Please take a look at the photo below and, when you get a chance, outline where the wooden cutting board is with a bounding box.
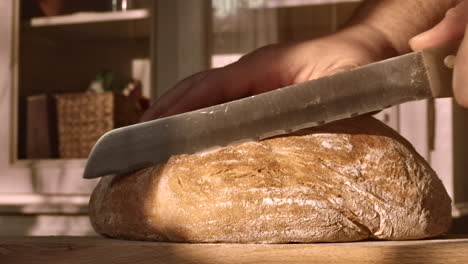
[1,236,468,264]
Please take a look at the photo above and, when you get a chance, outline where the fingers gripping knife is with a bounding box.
[84,42,460,179]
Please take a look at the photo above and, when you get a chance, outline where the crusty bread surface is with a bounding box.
[89,116,451,243]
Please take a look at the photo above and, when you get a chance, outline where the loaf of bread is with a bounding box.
[89,116,451,243]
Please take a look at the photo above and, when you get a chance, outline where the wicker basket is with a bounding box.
[55,92,142,158]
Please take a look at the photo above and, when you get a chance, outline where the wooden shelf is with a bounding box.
[29,9,150,27]
[23,9,151,41]
[0,194,89,214]
[14,158,87,165]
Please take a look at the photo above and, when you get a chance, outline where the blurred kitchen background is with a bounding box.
[0,0,467,236]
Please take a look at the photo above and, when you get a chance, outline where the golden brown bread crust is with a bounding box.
[89,116,451,243]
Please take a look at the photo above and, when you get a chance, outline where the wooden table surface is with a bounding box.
[1,236,468,264]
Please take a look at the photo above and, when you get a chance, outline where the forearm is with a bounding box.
[347,0,462,55]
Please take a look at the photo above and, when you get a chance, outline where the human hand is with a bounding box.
[410,0,468,108]
[141,25,396,121]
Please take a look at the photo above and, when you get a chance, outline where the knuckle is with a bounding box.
[444,4,468,21]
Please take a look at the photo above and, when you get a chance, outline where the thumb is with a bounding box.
[410,1,468,51]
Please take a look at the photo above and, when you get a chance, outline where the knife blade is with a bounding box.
[83,43,458,179]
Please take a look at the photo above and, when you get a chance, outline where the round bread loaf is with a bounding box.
[89,116,451,243]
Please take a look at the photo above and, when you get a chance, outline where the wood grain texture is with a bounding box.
[1,236,468,264]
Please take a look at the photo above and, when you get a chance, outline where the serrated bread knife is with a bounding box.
[84,42,459,179]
